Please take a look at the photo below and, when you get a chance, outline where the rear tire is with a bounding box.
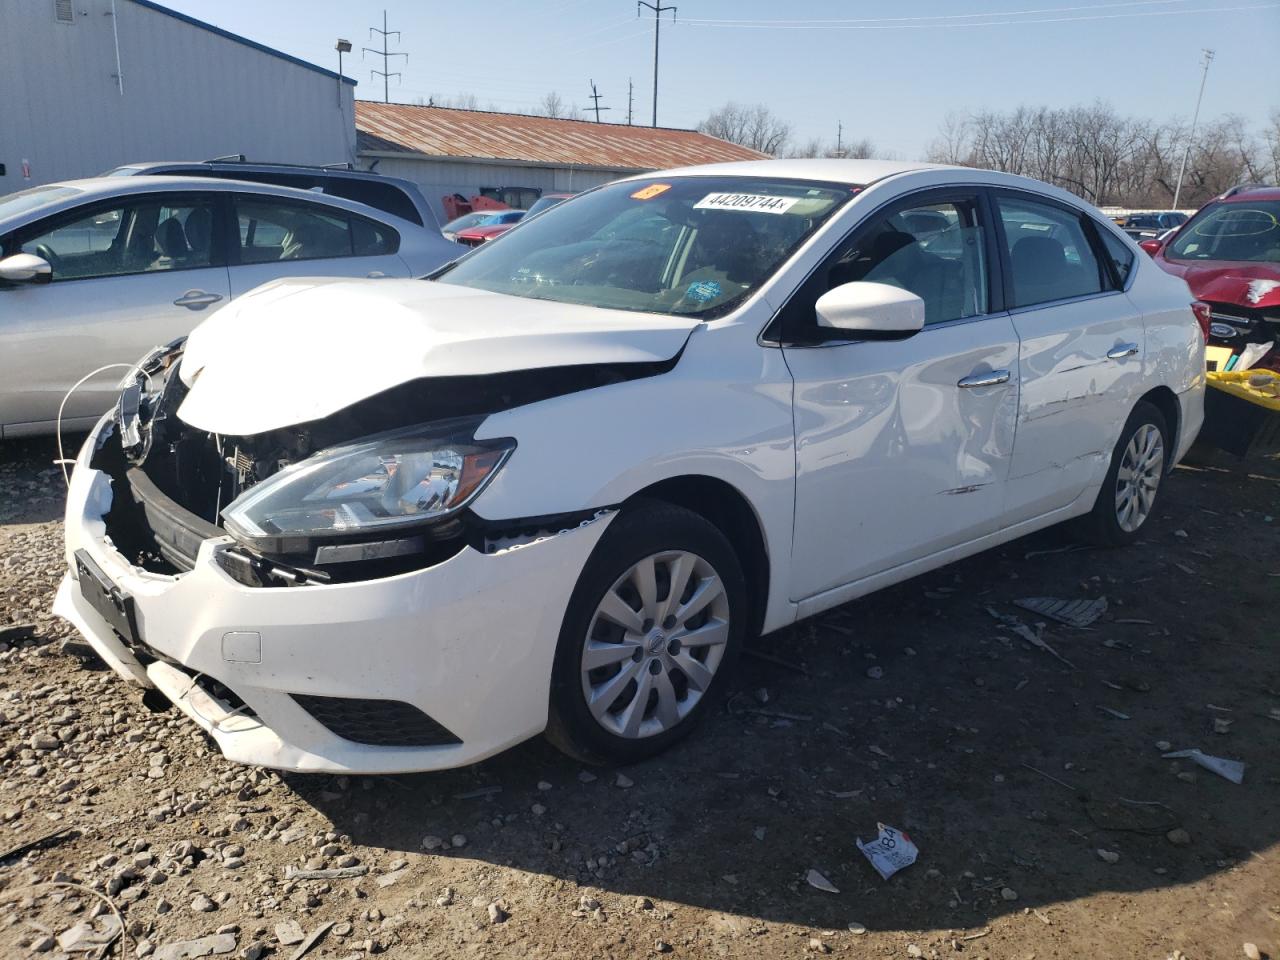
[1076,401,1170,546]
[545,500,746,766]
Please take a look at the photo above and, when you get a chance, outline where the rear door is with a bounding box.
[0,191,230,433]
[994,190,1146,522]
[782,188,1021,599]
[226,193,410,296]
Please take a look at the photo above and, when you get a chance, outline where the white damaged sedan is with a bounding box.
[56,159,1204,773]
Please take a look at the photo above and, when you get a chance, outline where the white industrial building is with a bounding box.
[0,0,356,189]
[355,102,767,223]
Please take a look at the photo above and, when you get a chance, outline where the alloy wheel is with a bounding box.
[1114,423,1164,533]
[579,550,731,739]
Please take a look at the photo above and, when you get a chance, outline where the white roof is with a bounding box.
[623,157,961,185]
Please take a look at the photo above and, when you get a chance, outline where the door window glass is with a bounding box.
[351,216,398,256]
[819,198,989,327]
[1097,227,1135,287]
[997,195,1105,307]
[235,197,353,264]
[18,197,216,281]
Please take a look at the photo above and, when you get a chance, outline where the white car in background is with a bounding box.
[0,177,460,438]
[56,159,1204,774]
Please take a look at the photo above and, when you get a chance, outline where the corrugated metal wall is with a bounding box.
[0,0,355,189]
[364,155,632,223]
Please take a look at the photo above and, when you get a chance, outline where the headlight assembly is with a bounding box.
[221,419,514,551]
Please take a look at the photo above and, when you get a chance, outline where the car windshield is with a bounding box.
[434,176,856,317]
[443,212,499,232]
[525,196,568,217]
[1166,200,1280,263]
[0,185,82,222]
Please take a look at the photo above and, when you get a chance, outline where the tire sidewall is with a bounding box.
[547,501,747,765]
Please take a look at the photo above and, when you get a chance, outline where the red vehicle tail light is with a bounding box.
[1190,301,1212,342]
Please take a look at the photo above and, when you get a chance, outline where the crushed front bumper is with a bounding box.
[54,420,613,773]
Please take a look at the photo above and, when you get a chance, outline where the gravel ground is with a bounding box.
[1,436,1277,960]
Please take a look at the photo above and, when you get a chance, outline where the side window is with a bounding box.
[324,180,422,225]
[18,196,216,281]
[997,195,1105,307]
[235,197,354,264]
[1097,226,1135,288]
[822,198,989,327]
[351,216,399,256]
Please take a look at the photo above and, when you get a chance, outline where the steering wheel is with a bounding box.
[33,243,61,274]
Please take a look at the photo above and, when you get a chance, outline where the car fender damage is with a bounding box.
[87,337,674,583]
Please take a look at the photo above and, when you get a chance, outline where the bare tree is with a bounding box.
[538,91,567,119]
[698,102,792,155]
[930,101,1271,208]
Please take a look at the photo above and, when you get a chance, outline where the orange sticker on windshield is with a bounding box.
[631,183,671,200]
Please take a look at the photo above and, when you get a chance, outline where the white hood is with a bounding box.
[177,278,697,436]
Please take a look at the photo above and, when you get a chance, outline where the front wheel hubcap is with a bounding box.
[1115,423,1164,533]
[580,550,730,739]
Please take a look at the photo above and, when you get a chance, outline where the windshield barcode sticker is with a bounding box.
[693,192,800,215]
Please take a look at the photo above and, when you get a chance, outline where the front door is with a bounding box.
[0,192,230,433]
[781,190,1019,600]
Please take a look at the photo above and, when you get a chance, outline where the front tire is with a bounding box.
[1077,401,1170,546]
[545,500,746,765]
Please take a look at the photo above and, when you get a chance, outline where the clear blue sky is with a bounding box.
[163,0,1279,157]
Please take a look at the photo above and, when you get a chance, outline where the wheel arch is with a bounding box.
[625,474,771,638]
[1137,385,1180,473]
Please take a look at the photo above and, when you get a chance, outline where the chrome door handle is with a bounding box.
[1107,343,1140,360]
[366,270,387,278]
[958,369,1011,388]
[173,290,223,309]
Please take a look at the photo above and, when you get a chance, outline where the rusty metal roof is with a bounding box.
[355,102,769,171]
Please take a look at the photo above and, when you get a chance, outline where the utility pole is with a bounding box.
[588,79,611,123]
[836,121,843,157]
[627,77,634,125]
[1172,48,1214,211]
[637,1,676,127]
[363,10,408,104]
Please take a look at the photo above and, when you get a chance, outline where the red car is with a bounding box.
[454,193,574,247]
[1141,184,1280,368]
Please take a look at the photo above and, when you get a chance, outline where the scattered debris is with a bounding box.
[1097,706,1131,720]
[287,922,333,960]
[1001,887,1019,901]
[1020,763,1080,793]
[986,606,1076,668]
[0,827,75,864]
[1097,848,1121,864]
[846,922,867,935]
[154,933,236,960]
[1167,828,1192,846]
[1015,596,1108,628]
[805,869,839,894]
[743,647,809,675]
[856,823,918,880]
[1163,749,1246,784]
[963,928,993,941]
[283,865,368,880]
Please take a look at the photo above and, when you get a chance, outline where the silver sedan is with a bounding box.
[0,176,460,438]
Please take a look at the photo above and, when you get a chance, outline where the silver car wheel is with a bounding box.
[1114,423,1164,533]
[580,550,731,740]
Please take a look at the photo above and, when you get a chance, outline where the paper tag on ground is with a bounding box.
[856,823,918,880]
[693,192,799,215]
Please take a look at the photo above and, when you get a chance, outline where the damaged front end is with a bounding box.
[91,339,663,586]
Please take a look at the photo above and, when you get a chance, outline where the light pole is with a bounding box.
[335,38,352,108]
[1172,48,1214,211]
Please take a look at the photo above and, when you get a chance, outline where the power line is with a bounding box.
[637,1,677,127]
[1172,48,1215,210]
[587,79,611,122]
[674,1,1278,29]
[363,9,408,103]
[676,0,1198,25]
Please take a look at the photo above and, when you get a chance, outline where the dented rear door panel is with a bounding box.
[1003,291,1144,523]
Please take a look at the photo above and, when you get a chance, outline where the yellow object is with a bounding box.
[1204,345,1233,370]
[1206,370,1280,411]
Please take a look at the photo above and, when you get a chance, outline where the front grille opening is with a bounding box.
[194,674,259,721]
[291,694,462,747]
